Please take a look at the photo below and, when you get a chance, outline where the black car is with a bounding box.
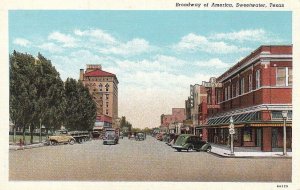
[172,134,211,152]
[135,132,145,141]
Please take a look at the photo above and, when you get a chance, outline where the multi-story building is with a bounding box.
[198,77,222,139]
[203,45,292,152]
[185,97,192,120]
[161,108,186,133]
[79,64,119,128]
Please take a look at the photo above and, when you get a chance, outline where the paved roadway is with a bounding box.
[9,136,291,181]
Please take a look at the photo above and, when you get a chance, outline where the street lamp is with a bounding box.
[39,118,42,143]
[282,110,288,156]
[229,116,235,155]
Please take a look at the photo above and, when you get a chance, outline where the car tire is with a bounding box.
[176,149,181,152]
[50,140,57,146]
[69,139,75,145]
[206,146,212,153]
[187,146,193,152]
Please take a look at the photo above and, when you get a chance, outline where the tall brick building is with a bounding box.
[79,64,119,128]
[161,108,186,133]
[202,45,292,152]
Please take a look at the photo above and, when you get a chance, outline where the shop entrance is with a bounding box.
[256,128,262,148]
[272,128,278,148]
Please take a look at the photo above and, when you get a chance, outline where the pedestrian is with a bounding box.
[19,138,24,150]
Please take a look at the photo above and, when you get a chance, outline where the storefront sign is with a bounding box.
[229,128,235,135]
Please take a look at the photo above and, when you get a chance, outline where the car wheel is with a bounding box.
[187,146,193,152]
[206,147,212,153]
[176,148,181,152]
[69,139,75,145]
[50,140,57,146]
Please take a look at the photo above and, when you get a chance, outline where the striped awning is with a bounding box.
[207,111,259,126]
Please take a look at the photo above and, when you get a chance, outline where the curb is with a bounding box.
[209,151,292,159]
[9,143,46,151]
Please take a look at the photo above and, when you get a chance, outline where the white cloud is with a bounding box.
[174,33,250,54]
[50,50,115,80]
[210,29,266,42]
[48,31,78,47]
[99,38,152,56]
[209,29,285,44]
[13,38,31,47]
[74,29,117,44]
[196,58,230,69]
[119,71,212,128]
[38,42,63,53]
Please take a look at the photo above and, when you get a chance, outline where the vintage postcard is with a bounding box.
[1,0,300,190]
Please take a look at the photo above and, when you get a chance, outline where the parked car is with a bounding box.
[156,133,164,141]
[135,132,145,141]
[163,133,170,142]
[166,134,179,146]
[172,134,212,152]
[103,129,119,145]
[48,130,76,145]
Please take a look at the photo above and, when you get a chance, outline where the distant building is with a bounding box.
[198,77,222,140]
[160,108,186,133]
[79,64,119,128]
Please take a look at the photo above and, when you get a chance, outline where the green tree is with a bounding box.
[10,51,37,144]
[77,81,97,131]
[64,78,96,131]
[32,53,65,142]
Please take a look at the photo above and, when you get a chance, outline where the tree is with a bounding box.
[64,78,96,131]
[32,53,65,142]
[77,81,97,131]
[10,51,66,144]
[10,51,37,144]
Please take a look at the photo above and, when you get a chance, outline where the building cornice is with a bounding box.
[219,53,292,83]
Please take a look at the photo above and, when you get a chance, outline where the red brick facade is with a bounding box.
[201,45,292,151]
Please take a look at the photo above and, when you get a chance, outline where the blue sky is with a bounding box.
[9,11,292,128]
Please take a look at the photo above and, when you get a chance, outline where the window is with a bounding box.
[271,111,292,120]
[231,84,234,98]
[276,67,293,86]
[106,94,109,100]
[276,68,286,86]
[106,109,109,115]
[228,85,231,99]
[240,78,245,94]
[106,102,109,108]
[255,70,260,89]
[105,83,109,92]
[243,128,252,142]
[224,87,227,100]
[248,75,252,91]
[288,68,292,85]
[236,81,239,96]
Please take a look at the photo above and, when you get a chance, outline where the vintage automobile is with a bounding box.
[103,129,119,145]
[135,132,145,141]
[172,134,212,152]
[166,134,179,146]
[48,130,76,145]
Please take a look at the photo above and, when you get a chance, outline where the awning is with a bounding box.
[207,111,259,126]
[250,123,292,127]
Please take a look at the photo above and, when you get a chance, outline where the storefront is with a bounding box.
[206,122,292,151]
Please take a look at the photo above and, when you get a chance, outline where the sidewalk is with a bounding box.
[210,143,292,158]
[9,142,46,150]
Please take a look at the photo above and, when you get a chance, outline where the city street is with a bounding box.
[9,137,291,181]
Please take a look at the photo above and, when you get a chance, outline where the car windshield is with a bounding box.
[175,135,188,145]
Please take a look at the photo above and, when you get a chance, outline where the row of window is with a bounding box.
[222,67,292,101]
[86,77,111,81]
